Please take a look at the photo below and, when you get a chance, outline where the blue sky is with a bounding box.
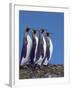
[19,10,64,64]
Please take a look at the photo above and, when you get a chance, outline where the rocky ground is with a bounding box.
[19,64,64,79]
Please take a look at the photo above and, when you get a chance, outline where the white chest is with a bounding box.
[43,36,46,57]
[26,35,32,58]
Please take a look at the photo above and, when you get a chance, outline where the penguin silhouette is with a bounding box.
[20,27,32,66]
[35,29,46,66]
[30,30,39,65]
[43,32,53,65]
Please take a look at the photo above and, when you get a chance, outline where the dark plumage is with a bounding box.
[30,30,37,64]
[46,32,50,60]
[20,27,30,65]
[25,27,30,32]
[46,32,50,36]
[42,32,50,65]
[35,29,44,63]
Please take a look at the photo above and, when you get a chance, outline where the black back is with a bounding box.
[42,37,50,64]
[20,36,27,64]
[36,33,44,62]
[30,34,36,64]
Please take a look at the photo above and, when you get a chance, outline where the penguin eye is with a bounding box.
[26,27,30,32]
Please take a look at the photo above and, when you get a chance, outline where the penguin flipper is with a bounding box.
[23,39,28,58]
[20,41,27,64]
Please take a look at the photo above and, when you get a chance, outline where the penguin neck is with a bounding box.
[33,34,37,38]
[25,32,29,37]
[47,36,51,42]
[41,34,44,38]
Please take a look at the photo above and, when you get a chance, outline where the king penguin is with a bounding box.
[30,29,39,65]
[35,29,46,66]
[20,27,32,66]
[43,32,53,65]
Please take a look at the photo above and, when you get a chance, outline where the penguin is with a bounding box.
[30,30,39,64]
[35,29,46,66]
[43,32,53,65]
[20,27,32,66]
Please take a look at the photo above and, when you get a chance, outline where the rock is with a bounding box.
[19,64,64,79]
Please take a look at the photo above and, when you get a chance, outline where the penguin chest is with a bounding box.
[35,36,38,52]
[49,39,53,55]
[48,37,53,61]
[43,37,46,58]
[34,36,38,60]
[26,35,32,59]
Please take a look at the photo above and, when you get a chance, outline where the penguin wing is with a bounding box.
[21,37,27,58]
[46,38,50,59]
[36,38,44,61]
[41,37,52,65]
[40,38,44,58]
[24,36,28,57]
[30,38,36,64]
[46,45,50,60]
[42,43,50,64]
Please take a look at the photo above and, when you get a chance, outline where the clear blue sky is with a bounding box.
[19,10,64,64]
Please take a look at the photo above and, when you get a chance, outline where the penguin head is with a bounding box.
[32,29,36,35]
[40,29,44,34]
[25,27,30,33]
[46,32,50,37]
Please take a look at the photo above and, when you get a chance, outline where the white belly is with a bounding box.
[21,35,32,65]
[33,36,38,62]
[49,38,53,61]
[43,36,46,59]
[26,35,32,58]
[43,37,53,65]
